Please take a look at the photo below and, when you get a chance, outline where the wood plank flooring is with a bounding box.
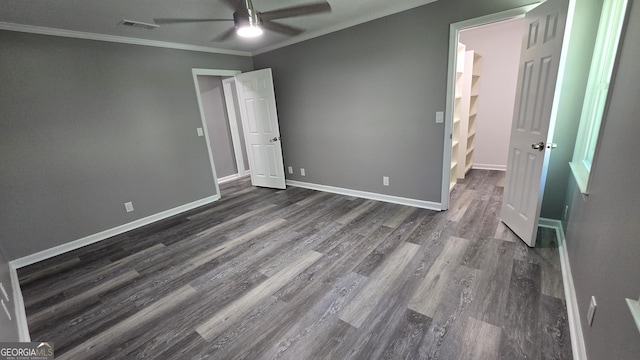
[17,170,572,359]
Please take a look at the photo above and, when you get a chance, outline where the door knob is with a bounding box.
[269,136,280,142]
[531,141,545,151]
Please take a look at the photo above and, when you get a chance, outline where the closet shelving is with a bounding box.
[465,53,482,174]
[452,43,482,186]
[450,43,466,192]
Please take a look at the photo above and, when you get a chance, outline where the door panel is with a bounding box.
[500,0,569,246]
[235,69,286,189]
[266,145,279,176]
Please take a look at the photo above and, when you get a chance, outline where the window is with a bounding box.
[570,0,628,194]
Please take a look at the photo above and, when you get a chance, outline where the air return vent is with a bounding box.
[119,19,159,30]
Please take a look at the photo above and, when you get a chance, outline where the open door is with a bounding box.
[500,0,569,246]
[235,68,286,189]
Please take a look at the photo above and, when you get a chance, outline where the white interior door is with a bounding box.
[235,68,286,189]
[500,0,569,247]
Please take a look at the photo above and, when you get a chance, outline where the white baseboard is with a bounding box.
[10,194,220,269]
[218,174,242,184]
[7,194,221,342]
[218,172,251,185]
[8,264,30,342]
[472,163,507,171]
[217,174,239,184]
[538,218,587,360]
[286,180,442,211]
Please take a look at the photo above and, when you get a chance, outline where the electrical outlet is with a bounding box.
[0,283,8,302]
[124,202,134,213]
[301,168,306,176]
[288,166,293,174]
[197,127,204,137]
[383,176,390,186]
[587,296,597,326]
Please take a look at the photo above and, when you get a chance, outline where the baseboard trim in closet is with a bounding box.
[218,173,250,184]
[472,164,507,171]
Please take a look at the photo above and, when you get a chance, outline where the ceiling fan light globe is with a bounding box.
[237,24,263,37]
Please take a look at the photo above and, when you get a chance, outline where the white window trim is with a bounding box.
[570,0,628,194]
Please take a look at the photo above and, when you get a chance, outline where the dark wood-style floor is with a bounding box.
[18,170,572,359]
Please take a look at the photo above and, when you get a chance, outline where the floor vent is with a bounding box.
[119,19,159,30]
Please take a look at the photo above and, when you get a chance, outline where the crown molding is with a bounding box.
[252,0,438,55]
[0,22,252,57]
[1,0,439,58]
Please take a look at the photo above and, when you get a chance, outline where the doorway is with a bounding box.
[445,0,579,247]
[192,69,250,187]
[441,4,538,210]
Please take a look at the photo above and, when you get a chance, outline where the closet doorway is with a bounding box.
[193,69,251,188]
[442,5,535,208]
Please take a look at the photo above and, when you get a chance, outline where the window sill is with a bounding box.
[569,162,590,195]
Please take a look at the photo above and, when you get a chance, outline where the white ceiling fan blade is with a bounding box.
[262,20,304,36]
[213,26,237,41]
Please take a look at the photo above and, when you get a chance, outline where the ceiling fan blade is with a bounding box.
[262,20,304,36]
[213,27,237,42]
[153,18,233,25]
[259,1,331,21]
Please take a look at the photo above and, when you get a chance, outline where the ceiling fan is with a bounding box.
[153,0,332,41]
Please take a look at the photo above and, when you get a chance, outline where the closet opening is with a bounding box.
[441,5,536,209]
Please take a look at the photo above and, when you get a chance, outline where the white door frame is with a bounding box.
[191,68,242,193]
[222,77,250,177]
[440,4,540,210]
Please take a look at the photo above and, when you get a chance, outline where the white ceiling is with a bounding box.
[0,0,438,55]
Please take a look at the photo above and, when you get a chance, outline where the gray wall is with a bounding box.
[0,30,253,260]
[540,0,604,219]
[0,245,19,341]
[254,0,537,203]
[564,1,640,357]
[197,75,237,178]
[459,18,525,170]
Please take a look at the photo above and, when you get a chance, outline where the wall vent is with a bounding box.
[119,19,159,30]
